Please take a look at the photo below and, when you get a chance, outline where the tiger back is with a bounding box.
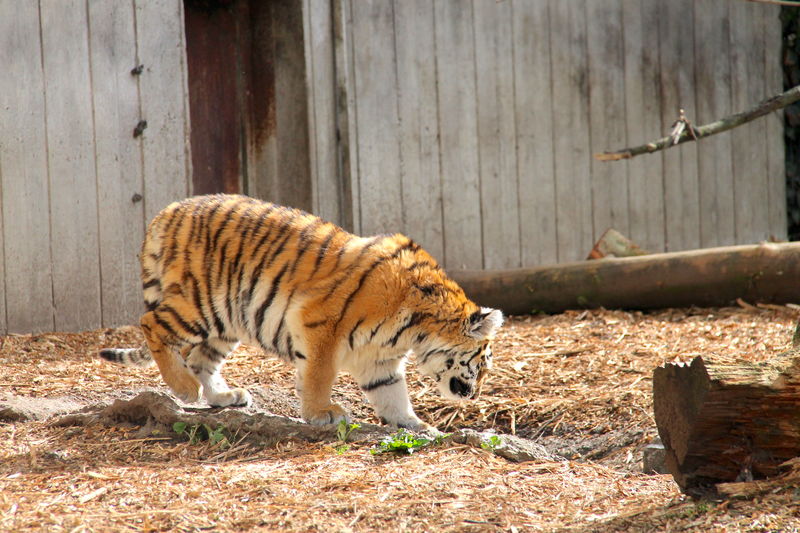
[100,194,503,430]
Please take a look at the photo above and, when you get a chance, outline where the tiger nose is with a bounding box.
[449,377,473,398]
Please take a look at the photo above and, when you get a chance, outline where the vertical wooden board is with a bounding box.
[244,1,278,204]
[0,1,53,333]
[693,0,734,248]
[183,4,241,196]
[512,0,557,266]
[394,0,444,260]
[549,1,592,263]
[622,0,665,253]
[658,0,700,251]
[89,0,146,327]
[333,0,360,233]
[135,0,191,222]
[41,0,102,332]
[304,0,342,225]
[0,164,5,332]
[730,0,769,244]
[763,4,787,240]
[434,0,482,269]
[272,0,313,212]
[587,0,629,241]
[349,0,402,236]
[474,0,520,269]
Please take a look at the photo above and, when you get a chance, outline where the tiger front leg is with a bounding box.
[297,356,349,425]
[353,358,433,432]
[140,310,203,403]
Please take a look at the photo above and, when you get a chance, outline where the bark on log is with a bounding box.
[450,242,800,315]
[653,324,800,495]
[52,391,557,463]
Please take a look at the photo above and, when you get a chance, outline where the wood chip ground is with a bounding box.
[2,305,799,531]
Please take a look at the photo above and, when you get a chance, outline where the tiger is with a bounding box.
[100,194,503,431]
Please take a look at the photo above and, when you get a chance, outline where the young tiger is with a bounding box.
[100,194,502,431]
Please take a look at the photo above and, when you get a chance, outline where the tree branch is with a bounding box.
[595,85,800,162]
[746,0,800,6]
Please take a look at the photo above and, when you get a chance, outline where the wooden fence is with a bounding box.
[0,0,787,333]
[305,0,786,270]
[0,0,190,334]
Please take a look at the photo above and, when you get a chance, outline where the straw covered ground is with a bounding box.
[1,304,800,532]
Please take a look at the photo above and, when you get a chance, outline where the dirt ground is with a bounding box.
[1,305,800,532]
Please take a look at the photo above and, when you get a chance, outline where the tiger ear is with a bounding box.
[466,307,504,339]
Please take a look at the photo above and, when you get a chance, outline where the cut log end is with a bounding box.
[653,342,800,496]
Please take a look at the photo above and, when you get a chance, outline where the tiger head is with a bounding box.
[416,306,504,401]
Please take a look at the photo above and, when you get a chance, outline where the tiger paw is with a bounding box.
[302,403,349,426]
[166,372,203,404]
[385,415,436,433]
[207,388,252,408]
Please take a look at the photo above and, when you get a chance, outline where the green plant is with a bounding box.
[480,434,503,452]
[173,421,231,449]
[371,429,448,455]
[334,420,361,454]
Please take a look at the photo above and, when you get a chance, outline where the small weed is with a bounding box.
[480,434,503,452]
[336,420,361,442]
[371,429,448,455]
[333,420,361,454]
[173,421,231,449]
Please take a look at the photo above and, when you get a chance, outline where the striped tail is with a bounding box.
[98,344,154,368]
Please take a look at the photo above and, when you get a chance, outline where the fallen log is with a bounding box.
[653,322,800,496]
[450,242,800,315]
[52,391,557,463]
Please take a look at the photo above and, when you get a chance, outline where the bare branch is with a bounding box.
[746,0,800,6]
[595,85,800,162]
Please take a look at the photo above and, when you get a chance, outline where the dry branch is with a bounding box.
[595,85,800,161]
[746,0,800,6]
[451,242,800,315]
[52,391,556,463]
[653,322,800,496]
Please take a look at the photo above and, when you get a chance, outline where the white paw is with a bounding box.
[384,415,436,433]
[208,388,252,408]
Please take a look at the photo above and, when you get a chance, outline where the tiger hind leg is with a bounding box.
[186,339,251,408]
[140,309,203,403]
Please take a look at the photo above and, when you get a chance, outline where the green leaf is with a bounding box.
[173,421,188,435]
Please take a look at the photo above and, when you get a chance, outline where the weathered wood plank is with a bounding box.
[587,0,629,241]
[135,0,191,221]
[658,0,700,251]
[0,1,53,333]
[332,0,359,233]
[304,0,342,225]
[183,3,242,196]
[693,0,734,248]
[512,0,557,266]
[89,0,146,327]
[763,4,787,240]
[271,0,313,212]
[434,0,482,269]
[730,0,769,244]
[41,0,102,332]
[393,0,444,261]
[622,0,665,252]
[350,0,403,236]
[474,0,520,269]
[549,1,592,262]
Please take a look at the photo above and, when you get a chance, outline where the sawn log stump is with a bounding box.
[653,322,800,495]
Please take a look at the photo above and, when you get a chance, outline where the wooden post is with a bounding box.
[653,321,800,495]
